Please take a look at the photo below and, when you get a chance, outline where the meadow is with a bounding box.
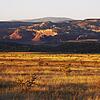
[0,52,100,100]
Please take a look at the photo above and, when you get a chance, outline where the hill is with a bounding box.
[0,18,100,52]
[20,17,72,23]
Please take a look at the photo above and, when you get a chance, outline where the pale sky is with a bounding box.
[0,0,100,21]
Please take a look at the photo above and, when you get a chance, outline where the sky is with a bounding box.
[0,0,100,21]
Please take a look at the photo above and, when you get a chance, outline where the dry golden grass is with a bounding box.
[0,52,100,100]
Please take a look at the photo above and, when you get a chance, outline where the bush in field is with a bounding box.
[65,64,72,75]
[16,74,37,90]
[38,59,48,66]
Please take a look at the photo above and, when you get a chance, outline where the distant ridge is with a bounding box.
[21,17,73,23]
[0,18,100,52]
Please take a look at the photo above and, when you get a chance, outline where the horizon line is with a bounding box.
[0,16,100,21]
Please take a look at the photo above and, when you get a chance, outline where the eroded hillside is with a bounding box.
[0,19,100,45]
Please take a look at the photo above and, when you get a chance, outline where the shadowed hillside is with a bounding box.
[0,18,100,52]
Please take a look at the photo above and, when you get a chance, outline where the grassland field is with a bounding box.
[0,52,100,100]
